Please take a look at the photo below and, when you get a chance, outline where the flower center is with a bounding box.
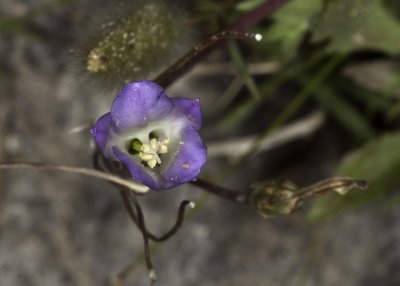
[138,138,170,168]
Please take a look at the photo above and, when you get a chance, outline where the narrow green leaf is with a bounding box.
[228,41,261,100]
[215,51,326,134]
[314,85,375,141]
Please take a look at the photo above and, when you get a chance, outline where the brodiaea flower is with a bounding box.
[91,80,207,190]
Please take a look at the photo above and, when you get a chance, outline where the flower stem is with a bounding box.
[125,191,156,284]
[153,0,290,87]
[0,162,148,194]
[190,178,248,203]
[120,190,195,242]
[228,0,290,31]
[154,31,260,87]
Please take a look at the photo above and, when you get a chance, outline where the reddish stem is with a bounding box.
[228,0,290,31]
[154,0,290,87]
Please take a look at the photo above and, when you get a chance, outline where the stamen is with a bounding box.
[147,159,157,169]
[150,138,158,150]
[138,137,170,168]
[158,145,168,154]
[140,153,154,161]
[141,145,151,152]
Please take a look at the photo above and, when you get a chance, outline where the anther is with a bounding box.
[138,137,170,168]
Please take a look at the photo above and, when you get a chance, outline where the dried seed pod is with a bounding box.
[249,177,368,217]
[249,179,301,217]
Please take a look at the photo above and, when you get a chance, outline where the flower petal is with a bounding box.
[91,80,208,191]
[111,80,173,132]
[171,98,202,130]
[112,146,159,190]
[90,113,111,156]
[161,126,206,186]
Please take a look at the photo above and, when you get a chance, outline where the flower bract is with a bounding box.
[91,80,207,190]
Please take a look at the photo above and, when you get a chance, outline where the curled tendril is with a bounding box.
[94,149,195,283]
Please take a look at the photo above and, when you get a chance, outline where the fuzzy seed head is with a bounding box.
[84,2,185,86]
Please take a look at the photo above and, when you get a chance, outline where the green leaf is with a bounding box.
[236,0,265,12]
[260,0,322,59]
[228,41,261,100]
[314,85,375,141]
[311,0,400,53]
[308,132,400,221]
[383,0,400,21]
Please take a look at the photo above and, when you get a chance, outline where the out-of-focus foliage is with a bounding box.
[308,132,400,221]
[234,0,400,218]
[254,0,400,58]
[311,0,400,53]
[257,0,321,59]
[235,0,265,11]
[344,61,400,98]
[313,85,375,141]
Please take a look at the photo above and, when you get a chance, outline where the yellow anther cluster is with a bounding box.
[139,138,170,168]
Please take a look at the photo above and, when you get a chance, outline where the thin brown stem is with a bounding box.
[191,178,247,203]
[228,0,290,31]
[154,200,194,241]
[154,31,261,88]
[127,191,157,284]
[116,189,194,285]
[120,189,194,242]
[119,189,139,224]
[0,162,148,194]
[153,0,290,87]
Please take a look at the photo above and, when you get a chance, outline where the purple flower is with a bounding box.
[91,80,207,191]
